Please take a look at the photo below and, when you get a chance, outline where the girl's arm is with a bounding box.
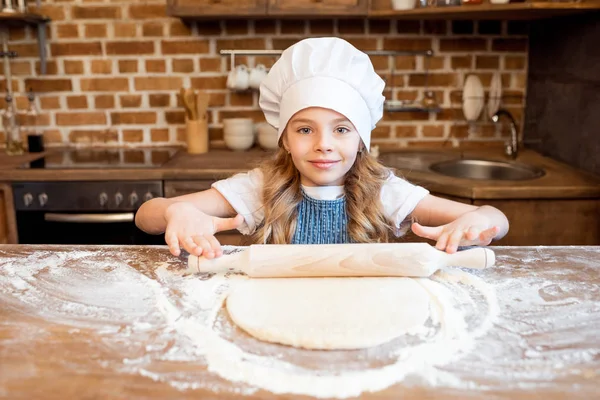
[135,188,242,257]
[135,188,235,234]
[409,194,509,253]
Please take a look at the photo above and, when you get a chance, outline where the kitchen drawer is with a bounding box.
[268,0,367,15]
[168,0,268,17]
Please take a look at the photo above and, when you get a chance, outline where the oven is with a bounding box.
[12,181,166,245]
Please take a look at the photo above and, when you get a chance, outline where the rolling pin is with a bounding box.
[187,243,495,278]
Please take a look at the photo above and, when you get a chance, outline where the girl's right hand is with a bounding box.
[164,202,244,258]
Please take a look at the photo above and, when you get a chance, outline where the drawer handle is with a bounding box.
[44,213,135,223]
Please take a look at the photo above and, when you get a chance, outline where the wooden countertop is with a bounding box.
[1,244,598,399]
[0,147,599,200]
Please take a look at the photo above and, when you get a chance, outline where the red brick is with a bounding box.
[338,19,365,34]
[120,95,142,108]
[122,129,144,142]
[422,125,445,138]
[230,92,254,107]
[149,94,171,108]
[208,92,226,107]
[394,126,418,138]
[118,60,138,74]
[106,41,154,55]
[451,55,472,69]
[166,111,185,124]
[199,58,221,72]
[151,128,169,142]
[56,112,106,126]
[476,56,500,70]
[145,60,166,73]
[253,20,275,34]
[35,61,58,75]
[435,108,463,121]
[383,112,429,122]
[395,21,420,34]
[38,5,66,21]
[492,39,527,52]
[43,130,63,143]
[7,44,38,57]
[161,40,210,55]
[440,39,487,52]
[51,42,102,56]
[216,39,266,52]
[67,95,88,109]
[26,79,72,92]
[114,23,137,38]
[72,6,121,19]
[371,125,392,139]
[111,112,156,125]
[196,21,222,35]
[143,22,164,37]
[56,24,79,39]
[225,20,248,35]
[91,60,113,74]
[135,77,182,91]
[170,21,192,36]
[129,4,166,19]
[172,59,195,73]
[85,24,107,38]
[309,20,334,35]
[64,60,84,74]
[95,95,115,109]
[395,56,416,70]
[280,20,306,35]
[383,38,432,52]
[8,26,26,41]
[340,38,378,51]
[504,55,527,70]
[449,125,470,139]
[219,110,271,123]
[81,78,129,92]
[409,73,456,87]
[368,19,391,34]
[40,96,61,110]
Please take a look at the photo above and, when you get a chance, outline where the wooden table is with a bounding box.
[0,245,598,399]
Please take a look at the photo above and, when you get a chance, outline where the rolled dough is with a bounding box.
[226,277,430,350]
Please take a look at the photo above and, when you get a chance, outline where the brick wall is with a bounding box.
[0,1,528,151]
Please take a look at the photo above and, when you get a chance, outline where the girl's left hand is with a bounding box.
[411,218,500,254]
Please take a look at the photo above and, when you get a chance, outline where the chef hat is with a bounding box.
[259,37,385,151]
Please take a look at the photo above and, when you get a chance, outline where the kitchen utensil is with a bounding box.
[186,90,210,154]
[487,72,502,119]
[180,87,197,120]
[256,122,278,150]
[223,118,254,137]
[248,64,268,90]
[462,74,485,122]
[227,64,250,91]
[391,0,417,10]
[188,243,495,278]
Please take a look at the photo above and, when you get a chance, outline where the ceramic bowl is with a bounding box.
[223,118,254,137]
[462,74,485,122]
[256,122,279,150]
[224,132,254,151]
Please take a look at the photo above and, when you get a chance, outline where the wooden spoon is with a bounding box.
[196,90,210,121]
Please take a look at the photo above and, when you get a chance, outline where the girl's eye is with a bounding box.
[298,128,311,134]
[336,127,350,134]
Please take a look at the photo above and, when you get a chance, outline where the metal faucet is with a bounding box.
[492,109,518,159]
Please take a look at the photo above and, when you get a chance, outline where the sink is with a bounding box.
[429,159,545,181]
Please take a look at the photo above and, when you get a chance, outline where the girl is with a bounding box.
[136,37,509,259]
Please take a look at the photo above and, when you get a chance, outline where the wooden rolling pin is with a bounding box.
[187,243,495,278]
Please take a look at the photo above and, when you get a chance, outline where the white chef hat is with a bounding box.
[259,37,385,151]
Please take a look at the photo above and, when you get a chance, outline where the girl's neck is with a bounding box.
[301,184,344,200]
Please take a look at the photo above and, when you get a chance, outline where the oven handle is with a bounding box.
[44,213,135,223]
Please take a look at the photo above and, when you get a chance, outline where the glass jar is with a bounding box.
[2,94,25,155]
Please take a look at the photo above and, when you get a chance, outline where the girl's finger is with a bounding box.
[466,226,479,241]
[446,229,465,254]
[479,226,499,244]
[411,222,444,240]
[193,235,214,259]
[166,233,180,256]
[183,236,199,254]
[205,234,223,257]
[435,231,450,252]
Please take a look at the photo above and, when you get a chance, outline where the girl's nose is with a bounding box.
[314,132,333,153]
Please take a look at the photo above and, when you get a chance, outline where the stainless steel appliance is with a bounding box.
[12,148,179,245]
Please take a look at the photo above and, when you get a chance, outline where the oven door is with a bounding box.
[16,211,165,245]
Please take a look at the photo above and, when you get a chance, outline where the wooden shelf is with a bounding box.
[0,11,50,25]
[369,1,600,20]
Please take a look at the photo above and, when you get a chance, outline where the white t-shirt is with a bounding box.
[212,168,429,236]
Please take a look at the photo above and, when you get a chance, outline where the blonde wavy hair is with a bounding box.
[253,146,394,244]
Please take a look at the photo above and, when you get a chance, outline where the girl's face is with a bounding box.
[282,107,362,187]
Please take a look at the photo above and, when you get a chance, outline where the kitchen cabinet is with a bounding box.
[475,198,600,246]
[164,180,247,246]
[167,0,268,18]
[0,184,18,244]
[267,0,368,16]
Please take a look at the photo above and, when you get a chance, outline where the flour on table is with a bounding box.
[1,245,598,399]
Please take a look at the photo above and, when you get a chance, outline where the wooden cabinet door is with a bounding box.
[0,183,18,244]
[474,199,600,246]
[268,0,368,15]
[163,180,249,246]
[168,0,268,17]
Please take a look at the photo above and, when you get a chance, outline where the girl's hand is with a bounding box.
[164,202,244,258]
[411,211,500,254]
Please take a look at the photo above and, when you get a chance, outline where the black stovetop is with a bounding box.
[19,147,180,170]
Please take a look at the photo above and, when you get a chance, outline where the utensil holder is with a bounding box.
[186,118,209,154]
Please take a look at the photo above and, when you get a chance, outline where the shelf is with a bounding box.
[369,1,600,20]
[0,11,50,25]
[384,106,442,113]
